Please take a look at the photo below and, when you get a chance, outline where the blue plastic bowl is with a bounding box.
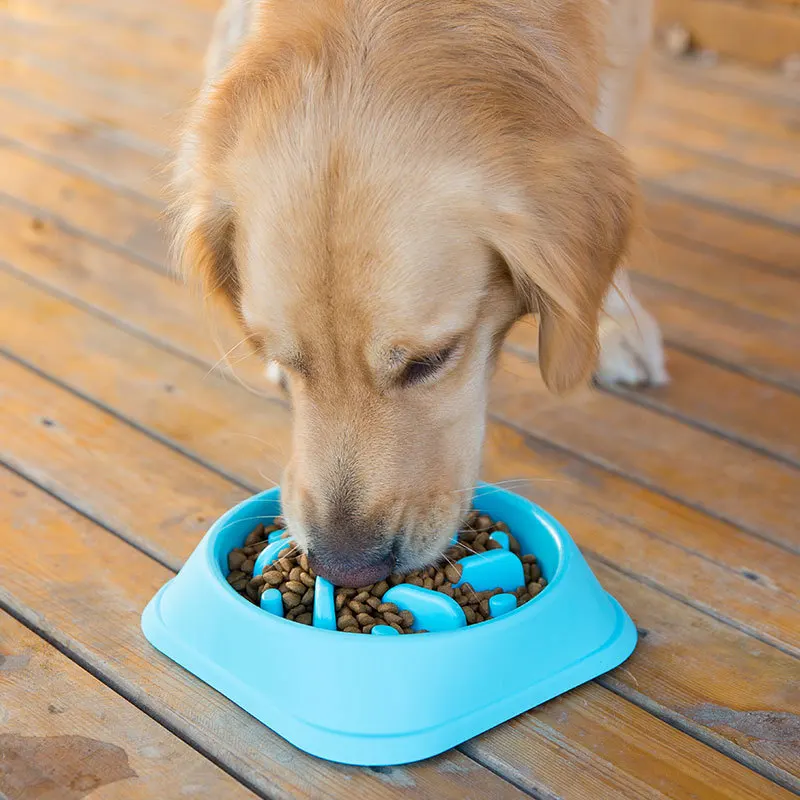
[142,484,636,765]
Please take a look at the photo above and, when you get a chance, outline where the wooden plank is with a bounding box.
[633,275,800,390]
[654,0,800,68]
[3,209,799,654]
[643,189,800,278]
[631,110,800,180]
[0,60,174,149]
[0,470,525,800]
[2,270,799,782]
[0,11,203,92]
[608,347,800,467]
[0,144,167,267]
[1,467,795,798]
[643,67,800,148]
[0,93,164,200]
[653,52,800,106]
[498,333,800,551]
[0,13,199,108]
[631,141,800,230]
[0,612,258,799]
[629,233,800,326]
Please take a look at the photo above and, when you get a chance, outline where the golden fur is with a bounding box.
[174,0,639,584]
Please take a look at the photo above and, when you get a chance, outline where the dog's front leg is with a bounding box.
[595,0,668,386]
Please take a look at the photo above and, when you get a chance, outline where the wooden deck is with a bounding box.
[1,1,799,798]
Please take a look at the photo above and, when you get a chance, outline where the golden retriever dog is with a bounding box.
[173,0,667,586]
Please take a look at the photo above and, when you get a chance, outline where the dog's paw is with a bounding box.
[596,294,669,388]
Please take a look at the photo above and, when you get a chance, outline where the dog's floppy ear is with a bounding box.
[485,129,636,393]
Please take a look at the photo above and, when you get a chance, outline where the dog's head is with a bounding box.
[174,2,635,585]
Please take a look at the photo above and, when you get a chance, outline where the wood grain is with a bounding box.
[642,189,800,278]
[499,336,800,551]
[633,275,800,390]
[655,0,800,68]
[2,212,799,649]
[0,477,526,800]
[0,612,258,799]
[1,467,794,798]
[1,275,799,783]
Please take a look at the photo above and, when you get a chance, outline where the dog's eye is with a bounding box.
[402,346,456,386]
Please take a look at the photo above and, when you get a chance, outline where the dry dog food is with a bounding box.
[227,510,546,633]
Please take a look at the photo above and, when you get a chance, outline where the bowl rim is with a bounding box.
[202,484,573,641]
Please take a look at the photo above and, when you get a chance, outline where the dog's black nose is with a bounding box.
[306,548,395,587]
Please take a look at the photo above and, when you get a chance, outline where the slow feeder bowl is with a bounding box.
[142,484,636,766]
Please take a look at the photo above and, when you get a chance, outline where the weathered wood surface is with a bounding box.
[1,1,798,796]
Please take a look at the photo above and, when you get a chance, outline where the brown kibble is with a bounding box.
[245,582,259,601]
[289,567,302,582]
[463,606,477,624]
[495,521,510,534]
[354,591,371,603]
[286,605,306,621]
[343,626,360,634]
[295,613,313,625]
[283,592,302,609]
[399,610,414,627]
[335,593,347,611]
[475,531,490,547]
[301,588,315,606]
[529,563,542,581]
[348,600,369,615]
[278,556,293,572]
[283,580,304,594]
[518,593,531,605]
[436,584,455,597]
[388,573,405,586]
[263,570,283,586]
[299,553,309,572]
[476,515,492,531]
[388,622,404,634]
[356,613,375,627]
[245,524,265,545]
[300,572,316,588]
[366,596,381,610]
[529,583,542,597]
[383,612,403,626]
[444,563,463,584]
[521,554,537,564]
[363,623,376,634]
[406,576,424,587]
[356,584,375,594]
[341,587,358,598]
[371,580,389,597]
[228,551,247,571]
[423,577,434,590]
[226,570,245,584]
[252,541,268,554]
[250,575,265,588]
[337,614,357,631]
[479,599,490,617]
[425,566,436,578]
[378,603,399,614]
[538,578,547,587]
[460,582,474,596]
[273,516,286,528]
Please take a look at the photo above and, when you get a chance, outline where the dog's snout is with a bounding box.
[307,544,395,587]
